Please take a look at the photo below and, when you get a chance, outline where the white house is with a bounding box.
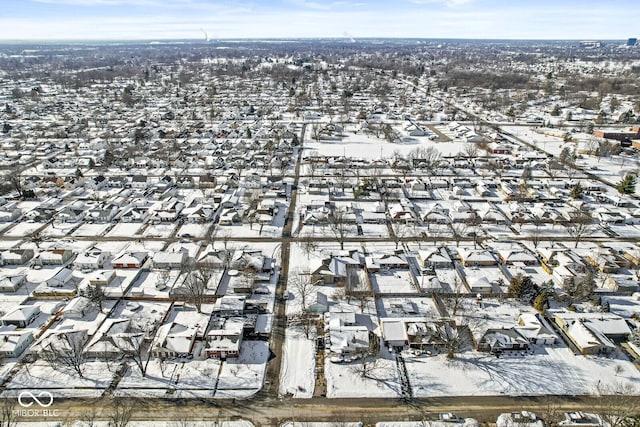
[1,305,41,328]
[61,296,95,319]
[0,328,34,358]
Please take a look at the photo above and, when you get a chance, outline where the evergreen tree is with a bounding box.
[533,291,548,311]
[616,174,637,195]
[508,274,538,302]
[569,182,584,199]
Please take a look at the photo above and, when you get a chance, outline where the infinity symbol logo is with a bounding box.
[17,391,54,408]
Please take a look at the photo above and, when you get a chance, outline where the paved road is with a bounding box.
[15,394,636,425]
[263,124,306,398]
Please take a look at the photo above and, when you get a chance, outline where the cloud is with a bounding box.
[285,0,366,11]
[286,0,332,10]
[32,0,194,6]
[409,0,475,7]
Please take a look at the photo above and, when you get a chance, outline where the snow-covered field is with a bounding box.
[105,221,144,237]
[117,341,268,399]
[176,222,210,238]
[406,346,640,397]
[279,329,315,398]
[71,223,110,237]
[4,222,45,237]
[143,223,177,238]
[306,131,470,160]
[325,347,402,398]
[3,360,115,398]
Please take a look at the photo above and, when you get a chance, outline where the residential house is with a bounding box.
[44,267,74,288]
[75,248,110,270]
[558,412,603,427]
[417,248,453,269]
[554,311,631,355]
[467,276,496,294]
[0,328,35,358]
[381,318,409,348]
[218,208,241,225]
[0,201,21,222]
[328,312,370,355]
[458,249,498,267]
[477,328,530,353]
[311,254,362,286]
[0,249,34,265]
[516,313,558,345]
[84,319,143,359]
[0,274,27,292]
[1,305,40,328]
[120,206,152,223]
[87,270,118,287]
[421,205,451,225]
[496,412,544,427]
[204,317,243,359]
[86,205,119,223]
[57,205,86,223]
[365,254,408,272]
[152,321,199,358]
[37,249,74,266]
[112,251,148,268]
[61,296,95,319]
[152,252,188,270]
[130,175,149,189]
[497,248,538,266]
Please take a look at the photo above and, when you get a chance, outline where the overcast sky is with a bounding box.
[1,0,639,41]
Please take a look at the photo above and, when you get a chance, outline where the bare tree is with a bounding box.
[216,229,234,268]
[107,396,139,427]
[595,381,639,427]
[391,221,408,250]
[463,143,479,160]
[306,150,320,178]
[41,331,88,378]
[539,395,563,427]
[566,209,594,248]
[290,270,317,310]
[7,169,23,199]
[113,333,150,377]
[327,208,351,250]
[435,320,471,359]
[300,239,318,260]
[290,310,316,339]
[450,222,467,247]
[1,398,18,427]
[408,146,442,174]
[349,333,381,379]
[181,262,214,313]
[445,277,466,316]
[563,270,596,304]
[529,218,544,249]
[156,270,170,290]
[77,404,101,427]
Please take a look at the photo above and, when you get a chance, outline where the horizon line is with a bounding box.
[0,36,632,43]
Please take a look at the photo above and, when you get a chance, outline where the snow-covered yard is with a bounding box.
[3,360,115,398]
[71,223,111,237]
[143,223,177,238]
[4,222,45,237]
[176,222,210,238]
[406,346,640,397]
[324,347,402,398]
[105,222,144,237]
[279,329,315,398]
